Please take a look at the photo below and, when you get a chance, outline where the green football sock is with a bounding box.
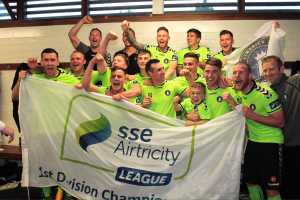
[267,195,282,200]
[42,187,52,199]
[247,184,265,200]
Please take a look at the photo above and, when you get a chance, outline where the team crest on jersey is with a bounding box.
[164,58,169,64]
[250,104,256,111]
[217,96,223,102]
[239,36,269,80]
[165,90,171,96]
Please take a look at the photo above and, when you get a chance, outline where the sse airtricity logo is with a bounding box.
[75,114,112,151]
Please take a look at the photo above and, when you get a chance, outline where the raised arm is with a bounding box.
[68,15,93,48]
[165,60,177,80]
[11,58,38,101]
[121,20,144,50]
[82,54,106,92]
[99,31,118,55]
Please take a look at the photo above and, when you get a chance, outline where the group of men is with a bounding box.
[9,16,300,200]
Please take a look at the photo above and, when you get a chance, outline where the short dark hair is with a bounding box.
[220,30,233,38]
[261,55,283,69]
[90,28,102,37]
[113,51,129,68]
[138,49,151,57]
[187,28,201,39]
[235,61,252,73]
[71,50,85,59]
[41,48,58,58]
[111,67,126,74]
[206,57,223,70]
[184,52,199,61]
[157,26,169,33]
[146,59,160,74]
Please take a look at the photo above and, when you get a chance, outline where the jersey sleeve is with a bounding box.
[173,79,188,95]
[76,42,89,54]
[180,98,192,114]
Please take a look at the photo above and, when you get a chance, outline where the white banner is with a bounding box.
[20,77,245,200]
[224,21,286,80]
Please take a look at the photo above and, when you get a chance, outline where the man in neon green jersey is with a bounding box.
[203,57,233,119]
[12,48,80,200]
[67,50,86,81]
[177,28,211,72]
[32,48,80,84]
[121,20,177,80]
[113,59,189,118]
[224,62,284,200]
[128,49,151,86]
[12,48,80,101]
[213,30,237,62]
[178,52,206,86]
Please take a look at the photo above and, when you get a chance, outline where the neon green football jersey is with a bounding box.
[141,79,187,118]
[177,46,211,66]
[145,45,177,71]
[180,98,212,120]
[205,86,234,119]
[91,67,111,87]
[33,68,80,85]
[235,82,283,144]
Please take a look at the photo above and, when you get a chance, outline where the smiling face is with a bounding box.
[204,64,221,88]
[232,63,252,91]
[89,29,102,48]
[262,59,283,85]
[157,30,169,49]
[220,33,234,55]
[187,31,200,48]
[70,51,85,74]
[183,56,198,74]
[110,69,126,92]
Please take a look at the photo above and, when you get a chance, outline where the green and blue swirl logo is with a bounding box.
[75,114,112,151]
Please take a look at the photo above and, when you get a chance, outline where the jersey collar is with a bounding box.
[156,46,170,53]
[245,80,257,95]
[188,45,200,51]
